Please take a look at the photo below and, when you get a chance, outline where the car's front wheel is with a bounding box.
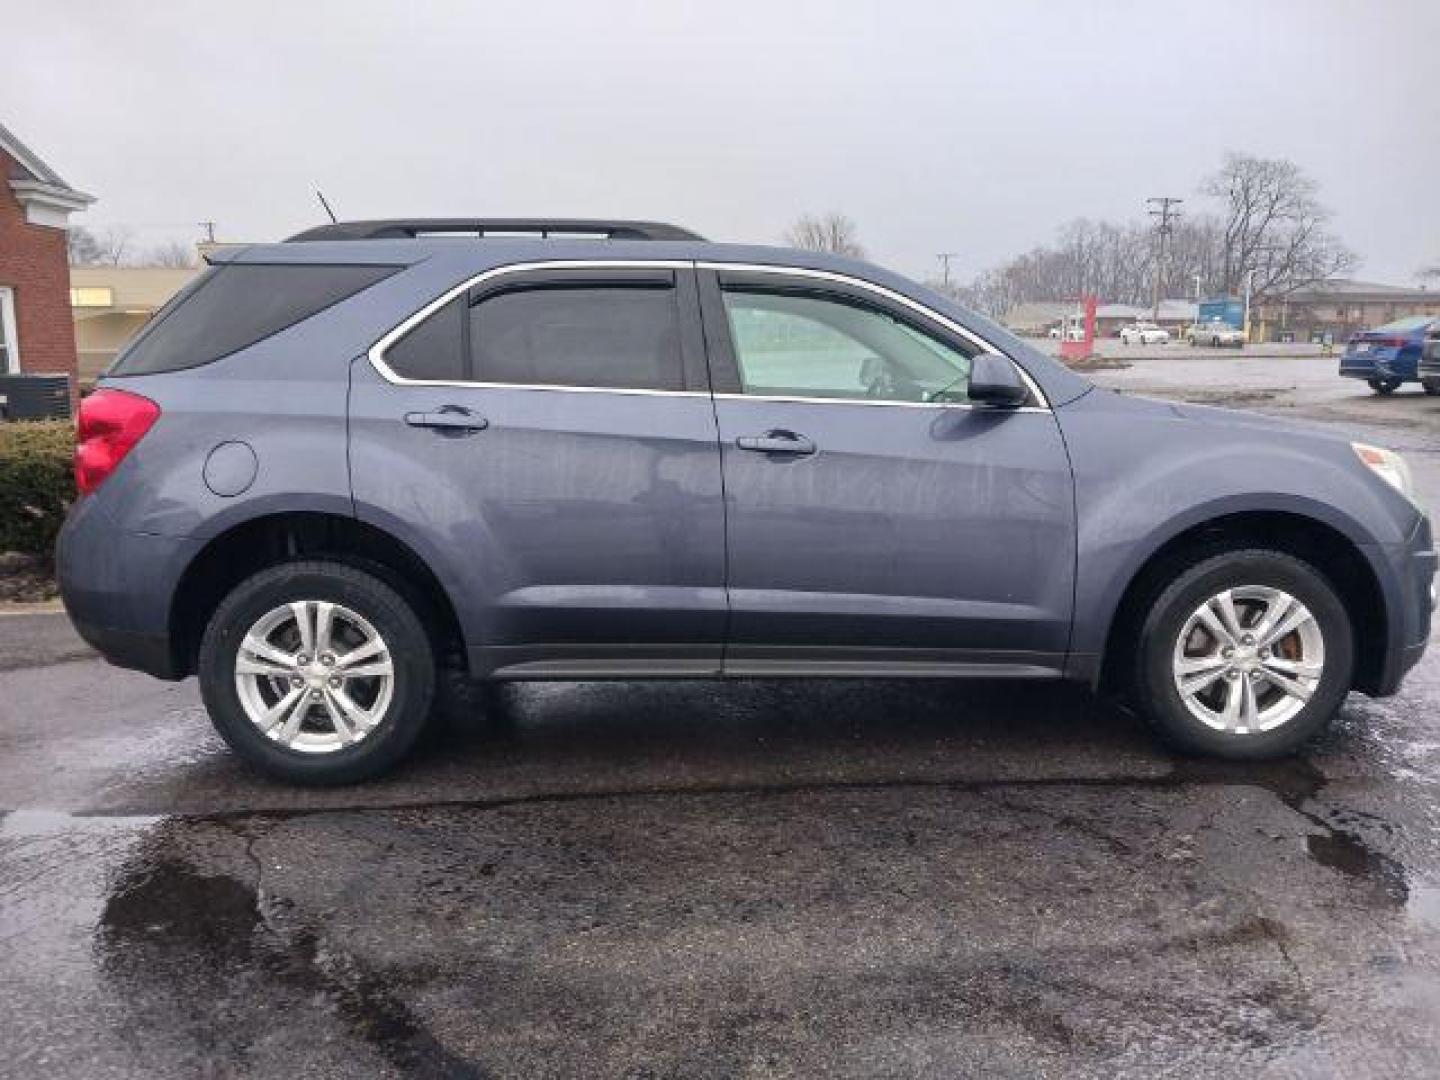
[198,561,436,784]
[1368,377,1403,394]
[1133,549,1353,759]
[1422,379,1440,396]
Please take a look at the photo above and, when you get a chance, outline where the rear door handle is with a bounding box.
[404,406,488,432]
[736,430,816,455]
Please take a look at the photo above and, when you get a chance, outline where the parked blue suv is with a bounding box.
[58,219,1436,783]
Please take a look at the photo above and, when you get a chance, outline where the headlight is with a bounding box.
[1353,442,1419,505]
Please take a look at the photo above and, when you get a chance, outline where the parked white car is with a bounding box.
[1119,322,1170,345]
[1187,319,1247,348]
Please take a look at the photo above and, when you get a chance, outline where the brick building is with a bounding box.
[0,122,94,385]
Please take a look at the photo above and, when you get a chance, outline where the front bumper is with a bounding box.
[1368,512,1436,695]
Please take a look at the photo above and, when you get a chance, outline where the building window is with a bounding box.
[70,286,113,308]
[0,287,18,374]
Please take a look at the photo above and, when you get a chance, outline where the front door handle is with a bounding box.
[736,430,816,455]
[404,406,488,432]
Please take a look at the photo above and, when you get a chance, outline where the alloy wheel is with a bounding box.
[234,600,395,753]
[1171,586,1325,734]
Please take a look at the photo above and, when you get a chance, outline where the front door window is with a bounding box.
[720,288,972,403]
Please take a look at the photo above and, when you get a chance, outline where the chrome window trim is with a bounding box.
[367,259,696,392]
[367,258,1051,412]
[711,392,1050,415]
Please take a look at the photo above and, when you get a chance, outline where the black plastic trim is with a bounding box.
[287,219,705,243]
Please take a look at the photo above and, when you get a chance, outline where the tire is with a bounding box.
[1422,379,1440,396]
[198,560,436,784]
[1132,549,1354,759]
[1368,378,1402,395]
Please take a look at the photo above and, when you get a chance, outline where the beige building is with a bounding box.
[69,264,199,382]
[1253,279,1440,343]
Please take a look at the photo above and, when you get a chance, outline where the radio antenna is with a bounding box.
[316,190,339,224]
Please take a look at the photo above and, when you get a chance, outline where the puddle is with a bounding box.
[1409,883,1440,929]
[1306,833,1408,905]
[1173,756,1411,908]
[1,808,160,838]
[96,838,483,1077]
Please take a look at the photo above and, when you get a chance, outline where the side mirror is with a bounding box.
[966,353,1028,409]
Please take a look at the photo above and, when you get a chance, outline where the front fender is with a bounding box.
[1055,391,1417,678]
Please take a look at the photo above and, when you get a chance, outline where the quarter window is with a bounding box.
[468,285,684,391]
[385,298,466,381]
[110,264,398,376]
[721,289,973,403]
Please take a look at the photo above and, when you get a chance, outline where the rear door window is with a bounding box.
[468,284,684,391]
[110,263,397,376]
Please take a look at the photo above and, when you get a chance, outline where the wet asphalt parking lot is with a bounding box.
[3,350,1440,1078]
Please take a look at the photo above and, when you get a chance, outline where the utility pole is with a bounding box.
[1146,197,1182,322]
[936,252,961,289]
[198,220,217,244]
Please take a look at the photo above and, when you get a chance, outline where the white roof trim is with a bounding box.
[1,121,95,228]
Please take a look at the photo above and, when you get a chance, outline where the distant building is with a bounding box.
[1004,299,1196,337]
[1003,301,1073,336]
[1253,279,1440,343]
[70,265,200,382]
[0,121,93,387]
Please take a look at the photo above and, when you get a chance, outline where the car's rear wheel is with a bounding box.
[198,561,435,784]
[1368,377,1402,394]
[1134,549,1353,759]
[1422,379,1440,396]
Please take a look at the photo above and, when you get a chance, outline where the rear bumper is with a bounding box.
[57,495,200,680]
[1340,350,1416,381]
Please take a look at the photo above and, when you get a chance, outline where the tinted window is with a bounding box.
[111,264,397,375]
[384,298,466,381]
[469,286,683,391]
[721,289,972,403]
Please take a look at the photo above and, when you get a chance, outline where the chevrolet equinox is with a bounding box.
[57,218,1437,783]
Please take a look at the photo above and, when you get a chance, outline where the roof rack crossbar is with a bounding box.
[286,218,704,243]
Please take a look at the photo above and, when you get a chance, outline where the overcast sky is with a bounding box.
[7,0,1438,285]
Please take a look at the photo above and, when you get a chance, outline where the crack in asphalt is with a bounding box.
[213,818,490,1079]
[6,754,1414,900]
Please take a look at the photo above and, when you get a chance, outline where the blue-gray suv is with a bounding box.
[58,219,1437,783]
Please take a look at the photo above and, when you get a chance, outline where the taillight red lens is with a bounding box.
[1367,336,1409,349]
[74,389,161,495]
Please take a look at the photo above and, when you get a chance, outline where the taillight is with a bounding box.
[1368,336,1409,349]
[75,388,161,495]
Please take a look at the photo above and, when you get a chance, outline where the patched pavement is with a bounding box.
[2,354,1439,1077]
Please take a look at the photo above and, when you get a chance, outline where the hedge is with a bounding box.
[0,421,74,562]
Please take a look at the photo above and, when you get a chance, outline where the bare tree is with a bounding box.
[83,226,135,266]
[1201,152,1355,302]
[786,212,865,258]
[137,241,196,268]
[67,225,107,265]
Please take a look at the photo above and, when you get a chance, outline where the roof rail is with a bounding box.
[286,218,705,243]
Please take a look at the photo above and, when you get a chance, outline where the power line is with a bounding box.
[1146,197,1183,321]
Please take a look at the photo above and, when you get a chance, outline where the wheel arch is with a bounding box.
[169,511,467,679]
[1094,508,1390,697]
